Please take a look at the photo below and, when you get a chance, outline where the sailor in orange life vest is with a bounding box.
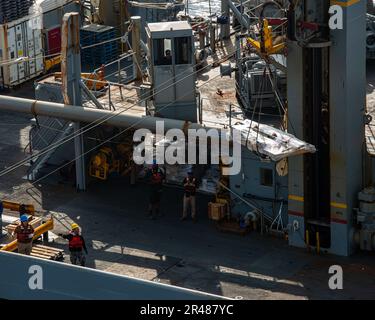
[59,223,88,266]
[146,161,165,219]
[13,214,35,255]
[181,171,197,222]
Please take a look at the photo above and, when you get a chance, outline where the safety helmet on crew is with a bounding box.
[20,214,28,223]
[71,223,79,230]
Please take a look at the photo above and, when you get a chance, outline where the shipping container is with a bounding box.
[39,0,81,55]
[0,14,44,87]
[46,26,61,55]
[0,0,80,88]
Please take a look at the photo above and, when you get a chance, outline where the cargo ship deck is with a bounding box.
[0,64,375,299]
[36,36,247,131]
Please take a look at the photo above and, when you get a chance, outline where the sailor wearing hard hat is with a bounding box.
[59,223,88,266]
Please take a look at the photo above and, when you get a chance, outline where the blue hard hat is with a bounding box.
[20,215,28,222]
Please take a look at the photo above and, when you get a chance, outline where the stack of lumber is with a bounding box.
[29,244,64,261]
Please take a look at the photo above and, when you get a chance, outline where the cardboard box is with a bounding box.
[208,202,226,221]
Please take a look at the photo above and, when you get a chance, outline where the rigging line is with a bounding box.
[13,36,247,176]
[265,63,286,127]
[3,1,261,67]
[255,69,267,155]
[81,36,124,50]
[126,39,144,77]
[246,65,269,161]
[264,64,297,135]
[245,64,267,149]
[0,20,134,66]
[92,52,135,71]
[0,7,246,67]
[80,20,134,51]
[2,45,223,175]
[254,67,268,158]
[0,52,60,66]
[0,123,30,126]
[0,74,198,176]
[0,47,238,178]
[9,72,224,200]
[100,64,135,82]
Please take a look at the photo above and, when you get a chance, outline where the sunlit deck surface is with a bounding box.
[36,35,246,130]
[1,175,375,300]
[37,65,245,130]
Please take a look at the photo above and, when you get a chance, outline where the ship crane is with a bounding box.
[0,200,35,216]
[220,0,369,255]
[246,18,286,57]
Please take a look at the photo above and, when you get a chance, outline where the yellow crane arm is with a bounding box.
[2,200,35,214]
[44,55,62,72]
[247,37,262,52]
[247,19,285,56]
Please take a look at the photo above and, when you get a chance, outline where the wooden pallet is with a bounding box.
[216,220,250,236]
[29,244,64,261]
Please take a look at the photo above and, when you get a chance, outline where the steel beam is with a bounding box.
[61,12,86,191]
[287,0,366,256]
[0,95,205,132]
[221,0,231,39]
[226,0,250,30]
[79,81,105,110]
[329,1,366,256]
[131,16,142,81]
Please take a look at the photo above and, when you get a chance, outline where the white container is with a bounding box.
[0,14,44,87]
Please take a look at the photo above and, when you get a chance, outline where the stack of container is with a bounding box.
[0,0,80,88]
[80,24,119,68]
[0,0,34,24]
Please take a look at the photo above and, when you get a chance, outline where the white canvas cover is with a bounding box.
[232,119,316,161]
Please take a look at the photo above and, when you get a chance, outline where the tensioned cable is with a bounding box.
[0,26,276,179]
[0,45,239,178]
[8,72,224,200]
[0,34,232,176]
[1,9,285,177]
[4,7,291,198]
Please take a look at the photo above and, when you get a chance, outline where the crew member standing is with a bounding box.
[59,223,88,266]
[13,215,34,255]
[181,171,197,222]
[146,161,165,219]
